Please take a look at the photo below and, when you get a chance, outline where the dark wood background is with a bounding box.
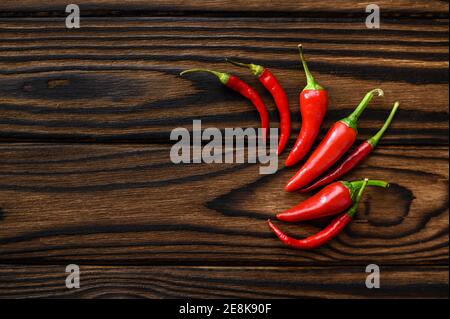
[0,0,448,298]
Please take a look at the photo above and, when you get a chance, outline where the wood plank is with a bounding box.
[0,264,447,298]
[0,1,448,16]
[0,143,447,265]
[0,17,448,144]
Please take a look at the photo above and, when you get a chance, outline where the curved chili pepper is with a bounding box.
[285,88,383,192]
[277,179,388,222]
[268,178,369,250]
[226,59,290,155]
[180,69,269,140]
[299,102,399,193]
[285,44,328,166]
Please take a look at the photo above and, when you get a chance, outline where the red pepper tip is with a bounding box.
[267,219,282,239]
[284,157,294,167]
[267,219,278,233]
[284,151,301,166]
[284,182,296,192]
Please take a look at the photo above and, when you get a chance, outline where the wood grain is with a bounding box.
[0,265,447,299]
[0,3,448,298]
[0,17,448,144]
[0,1,448,16]
[0,143,447,265]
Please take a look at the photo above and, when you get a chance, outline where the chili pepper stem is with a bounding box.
[298,44,323,91]
[368,102,400,148]
[360,179,388,188]
[340,88,384,131]
[225,58,265,77]
[347,178,369,218]
[180,68,230,85]
[343,179,389,201]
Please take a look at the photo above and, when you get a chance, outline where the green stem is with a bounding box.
[180,69,230,85]
[343,179,389,201]
[367,102,400,148]
[298,44,323,91]
[340,88,384,131]
[352,179,389,189]
[225,58,264,77]
[347,178,369,218]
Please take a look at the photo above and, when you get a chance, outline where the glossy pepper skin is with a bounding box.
[277,179,388,222]
[285,44,328,167]
[299,102,399,193]
[268,213,352,250]
[180,69,269,140]
[285,88,383,192]
[226,59,290,155]
[268,179,369,250]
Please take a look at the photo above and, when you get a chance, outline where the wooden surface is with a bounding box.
[0,1,448,298]
[0,265,447,298]
[0,1,448,16]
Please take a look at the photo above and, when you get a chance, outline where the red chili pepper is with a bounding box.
[180,69,269,140]
[285,88,383,192]
[226,59,290,155]
[277,179,388,222]
[268,178,369,249]
[299,102,399,193]
[285,44,328,166]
